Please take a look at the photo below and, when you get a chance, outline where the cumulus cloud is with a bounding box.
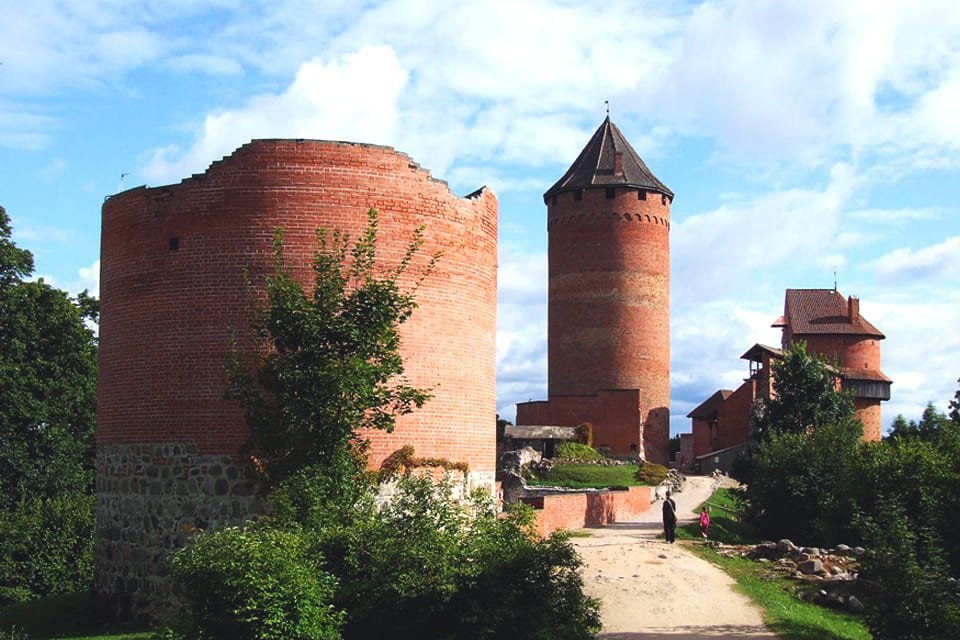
[870,236,960,283]
[496,249,548,421]
[143,45,409,184]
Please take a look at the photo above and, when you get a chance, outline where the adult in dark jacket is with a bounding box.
[662,490,678,543]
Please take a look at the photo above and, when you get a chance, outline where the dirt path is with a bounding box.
[572,476,778,639]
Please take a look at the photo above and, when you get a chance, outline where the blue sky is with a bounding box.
[2,0,959,434]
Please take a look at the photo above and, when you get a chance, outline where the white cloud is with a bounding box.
[496,249,548,421]
[871,236,960,283]
[143,45,409,184]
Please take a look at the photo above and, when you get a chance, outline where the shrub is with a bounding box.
[635,462,668,485]
[0,492,93,605]
[303,474,600,640]
[555,442,604,461]
[169,525,343,640]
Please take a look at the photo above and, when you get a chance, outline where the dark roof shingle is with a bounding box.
[543,116,673,202]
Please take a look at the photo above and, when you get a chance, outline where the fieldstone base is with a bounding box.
[94,443,265,624]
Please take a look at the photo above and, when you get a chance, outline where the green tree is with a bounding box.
[751,341,856,439]
[950,378,960,425]
[888,402,952,441]
[227,209,435,486]
[0,206,98,603]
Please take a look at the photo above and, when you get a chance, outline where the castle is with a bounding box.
[683,288,891,471]
[96,139,497,619]
[515,117,673,465]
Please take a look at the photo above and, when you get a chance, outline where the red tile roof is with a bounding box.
[779,289,885,338]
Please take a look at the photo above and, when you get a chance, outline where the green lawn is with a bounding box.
[679,487,872,640]
[0,593,152,640]
[525,463,641,489]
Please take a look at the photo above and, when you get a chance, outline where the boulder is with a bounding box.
[848,595,865,613]
[499,446,541,474]
[799,559,825,575]
[776,539,798,554]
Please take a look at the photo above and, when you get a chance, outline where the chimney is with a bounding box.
[614,150,623,175]
[848,296,859,323]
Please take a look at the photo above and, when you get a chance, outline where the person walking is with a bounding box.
[662,490,678,543]
[699,506,711,540]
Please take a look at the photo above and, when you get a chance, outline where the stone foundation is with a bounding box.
[94,443,265,623]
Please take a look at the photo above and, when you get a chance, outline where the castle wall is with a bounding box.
[547,187,671,463]
[97,139,498,620]
[715,380,755,451]
[803,335,882,372]
[855,399,883,442]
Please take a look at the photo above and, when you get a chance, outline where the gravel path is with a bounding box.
[571,476,778,639]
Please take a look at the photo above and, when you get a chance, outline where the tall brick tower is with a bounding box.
[516,117,673,464]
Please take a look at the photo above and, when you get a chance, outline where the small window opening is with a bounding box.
[574,190,583,202]
[638,191,647,201]
[605,187,615,199]
[169,237,179,251]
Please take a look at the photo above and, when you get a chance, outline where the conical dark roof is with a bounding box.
[544,116,673,203]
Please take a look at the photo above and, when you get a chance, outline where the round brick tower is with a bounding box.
[96,139,497,621]
[545,117,672,463]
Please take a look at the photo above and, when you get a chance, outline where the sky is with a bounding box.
[2,0,959,435]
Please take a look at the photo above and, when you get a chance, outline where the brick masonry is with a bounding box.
[517,185,671,465]
[97,139,498,619]
[522,485,653,537]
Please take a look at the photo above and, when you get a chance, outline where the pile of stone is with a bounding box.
[712,538,866,614]
[662,468,685,493]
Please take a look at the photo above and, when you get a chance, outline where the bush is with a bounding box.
[635,462,668,485]
[554,442,603,461]
[169,525,343,640]
[0,492,93,605]
[287,474,600,640]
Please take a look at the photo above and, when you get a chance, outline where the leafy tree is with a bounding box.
[950,378,960,425]
[888,402,952,441]
[227,209,435,486]
[751,341,856,439]
[0,206,98,603]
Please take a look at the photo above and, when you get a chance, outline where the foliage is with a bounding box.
[0,207,98,604]
[0,493,94,604]
[527,463,640,489]
[688,545,872,640]
[0,592,152,639]
[554,442,604,461]
[573,422,593,446]
[271,473,600,640]
[378,444,468,481]
[226,209,436,486]
[495,414,511,443]
[951,378,960,424]
[635,461,669,485]
[858,501,960,640]
[887,402,953,441]
[740,420,863,547]
[169,526,343,640]
[751,342,856,440]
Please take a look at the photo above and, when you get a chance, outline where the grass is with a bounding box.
[0,593,153,640]
[678,487,871,640]
[525,463,641,489]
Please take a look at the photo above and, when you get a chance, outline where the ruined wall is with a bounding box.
[716,380,755,452]
[547,187,670,463]
[97,139,498,621]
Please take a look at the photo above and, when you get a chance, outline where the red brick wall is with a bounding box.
[546,187,670,463]
[99,140,498,477]
[855,399,883,442]
[691,418,712,458]
[515,390,647,458]
[678,433,694,469]
[523,485,653,536]
[804,335,882,372]
[716,380,755,451]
